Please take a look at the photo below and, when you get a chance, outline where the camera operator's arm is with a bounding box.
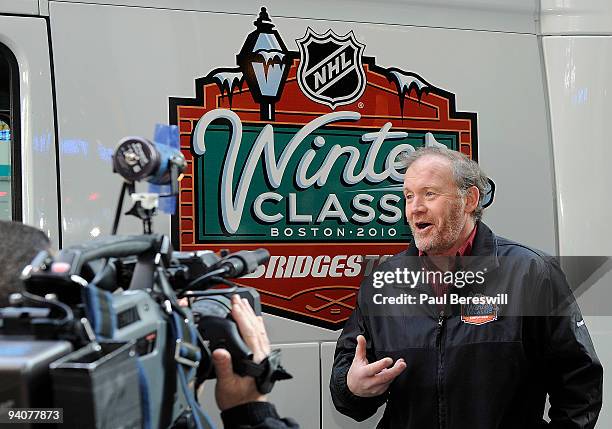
[213,295,299,429]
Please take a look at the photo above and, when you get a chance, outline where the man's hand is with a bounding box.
[346,335,406,397]
[212,295,270,411]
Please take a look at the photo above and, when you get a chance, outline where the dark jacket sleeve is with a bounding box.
[221,402,300,429]
[329,281,388,422]
[539,257,603,429]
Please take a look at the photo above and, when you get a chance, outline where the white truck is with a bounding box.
[0,0,610,427]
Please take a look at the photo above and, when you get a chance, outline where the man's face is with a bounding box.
[403,156,470,255]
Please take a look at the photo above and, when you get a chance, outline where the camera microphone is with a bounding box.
[218,249,270,278]
[112,136,186,185]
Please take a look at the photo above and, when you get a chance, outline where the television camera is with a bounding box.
[0,132,291,429]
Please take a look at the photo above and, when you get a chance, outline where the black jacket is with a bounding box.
[330,222,603,429]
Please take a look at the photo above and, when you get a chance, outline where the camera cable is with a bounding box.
[175,267,228,298]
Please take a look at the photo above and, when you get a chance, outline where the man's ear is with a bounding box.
[465,186,480,214]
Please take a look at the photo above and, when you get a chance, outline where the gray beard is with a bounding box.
[413,203,466,255]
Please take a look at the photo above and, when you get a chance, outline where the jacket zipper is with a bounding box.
[436,310,447,429]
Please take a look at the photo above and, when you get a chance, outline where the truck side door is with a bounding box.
[0,13,60,245]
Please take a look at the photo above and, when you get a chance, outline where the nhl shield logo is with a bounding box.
[296,28,366,109]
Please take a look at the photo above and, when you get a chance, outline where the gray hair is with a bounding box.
[398,146,489,221]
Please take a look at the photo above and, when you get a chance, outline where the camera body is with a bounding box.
[0,233,267,429]
[0,131,289,428]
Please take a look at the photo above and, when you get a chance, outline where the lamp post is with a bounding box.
[237,7,290,121]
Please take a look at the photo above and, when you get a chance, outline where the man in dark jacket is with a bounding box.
[330,147,603,428]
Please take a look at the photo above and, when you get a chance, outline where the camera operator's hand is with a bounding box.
[212,295,270,411]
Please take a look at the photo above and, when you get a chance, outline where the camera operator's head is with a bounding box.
[0,221,51,307]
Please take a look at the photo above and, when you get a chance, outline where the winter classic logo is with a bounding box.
[169,7,478,329]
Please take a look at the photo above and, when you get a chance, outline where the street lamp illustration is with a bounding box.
[237,7,290,121]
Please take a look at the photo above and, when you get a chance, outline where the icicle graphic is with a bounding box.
[388,70,431,118]
[212,72,245,108]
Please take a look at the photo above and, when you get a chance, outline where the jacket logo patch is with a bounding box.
[461,294,498,325]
